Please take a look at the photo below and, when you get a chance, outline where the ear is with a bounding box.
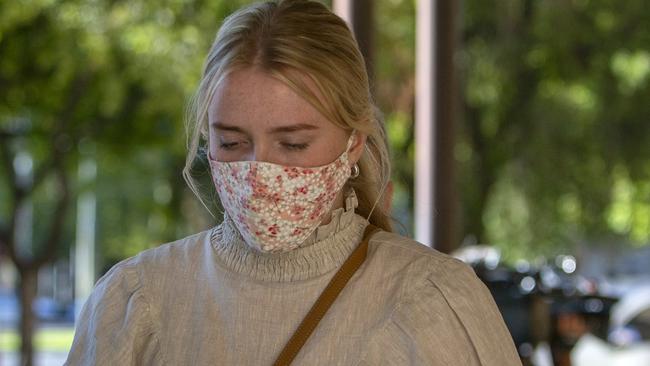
[349,131,367,165]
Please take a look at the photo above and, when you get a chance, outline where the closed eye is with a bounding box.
[281,142,309,151]
[220,142,240,150]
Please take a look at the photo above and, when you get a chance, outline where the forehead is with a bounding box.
[208,68,332,131]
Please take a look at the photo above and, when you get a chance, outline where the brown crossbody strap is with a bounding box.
[272,224,381,366]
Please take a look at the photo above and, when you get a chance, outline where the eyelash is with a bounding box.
[219,142,239,150]
[219,142,309,151]
[282,142,309,151]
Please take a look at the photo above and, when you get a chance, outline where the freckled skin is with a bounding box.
[208,67,366,222]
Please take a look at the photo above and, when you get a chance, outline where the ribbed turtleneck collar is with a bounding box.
[210,189,369,282]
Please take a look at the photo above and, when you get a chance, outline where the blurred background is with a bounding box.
[0,0,649,365]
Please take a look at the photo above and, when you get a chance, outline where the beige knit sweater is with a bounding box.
[65,191,521,365]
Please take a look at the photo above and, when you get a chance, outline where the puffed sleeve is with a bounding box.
[64,260,163,365]
[359,258,521,366]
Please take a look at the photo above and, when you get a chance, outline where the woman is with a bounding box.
[65,0,520,365]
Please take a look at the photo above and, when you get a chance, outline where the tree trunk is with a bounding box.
[19,267,37,366]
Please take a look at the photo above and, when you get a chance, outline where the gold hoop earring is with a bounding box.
[350,163,360,178]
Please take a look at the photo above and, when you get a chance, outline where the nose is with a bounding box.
[247,144,270,163]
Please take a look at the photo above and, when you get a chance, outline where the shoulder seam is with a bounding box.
[131,261,169,365]
[370,231,451,263]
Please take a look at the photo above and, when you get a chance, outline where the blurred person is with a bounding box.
[64,1,519,365]
[571,286,650,366]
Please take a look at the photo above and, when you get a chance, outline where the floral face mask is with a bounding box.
[208,133,355,252]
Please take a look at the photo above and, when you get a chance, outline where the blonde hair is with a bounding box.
[183,0,393,232]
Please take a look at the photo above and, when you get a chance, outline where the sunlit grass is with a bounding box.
[0,327,74,352]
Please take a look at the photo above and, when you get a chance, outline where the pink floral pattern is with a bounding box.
[208,135,354,252]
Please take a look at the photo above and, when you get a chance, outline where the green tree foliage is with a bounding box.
[375,0,416,234]
[374,0,650,261]
[0,0,255,269]
[0,1,250,363]
[460,0,650,260]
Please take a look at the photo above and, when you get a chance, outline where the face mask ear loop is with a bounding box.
[365,174,390,223]
[346,129,388,224]
[212,185,226,218]
[346,130,356,154]
[207,152,227,218]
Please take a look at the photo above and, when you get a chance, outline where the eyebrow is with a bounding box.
[211,121,319,134]
[268,123,319,134]
[211,121,245,133]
